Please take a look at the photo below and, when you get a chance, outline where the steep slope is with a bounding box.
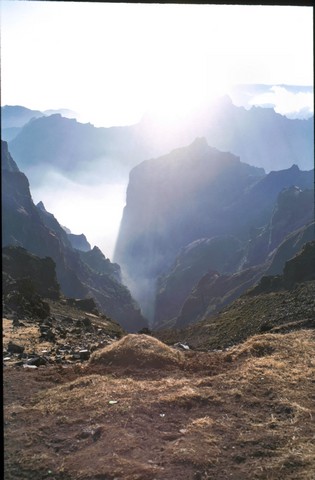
[156,186,314,327]
[157,241,315,350]
[1,141,147,332]
[114,137,313,322]
[154,235,244,328]
[176,223,315,330]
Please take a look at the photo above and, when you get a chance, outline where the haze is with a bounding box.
[1,2,313,258]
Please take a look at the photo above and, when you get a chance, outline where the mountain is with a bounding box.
[6,97,314,189]
[1,140,147,332]
[156,240,315,350]
[154,235,244,328]
[174,223,314,330]
[37,203,91,252]
[1,105,77,142]
[67,233,91,252]
[1,105,44,142]
[1,105,43,128]
[7,113,150,184]
[114,137,313,322]
[142,95,314,171]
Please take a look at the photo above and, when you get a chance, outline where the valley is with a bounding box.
[2,96,314,480]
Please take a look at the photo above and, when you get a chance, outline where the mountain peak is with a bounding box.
[36,201,47,212]
[289,164,300,172]
[190,136,208,149]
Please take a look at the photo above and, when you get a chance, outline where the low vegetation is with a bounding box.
[3,327,315,480]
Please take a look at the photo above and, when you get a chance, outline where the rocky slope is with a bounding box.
[154,235,244,328]
[157,185,314,330]
[1,141,147,332]
[172,222,314,330]
[2,245,125,368]
[156,240,315,350]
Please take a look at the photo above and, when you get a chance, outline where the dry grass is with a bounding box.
[89,333,184,369]
[4,330,315,480]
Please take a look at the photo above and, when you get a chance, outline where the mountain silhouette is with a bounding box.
[5,97,313,189]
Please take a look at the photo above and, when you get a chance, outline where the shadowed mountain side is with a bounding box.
[78,246,121,283]
[266,222,315,276]
[174,266,265,329]
[156,241,315,350]
[159,191,314,330]
[2,245,61,301]
[1,141,147,332]
[241,186,314,269]
[154,235,244,328]
[174,223,314,329]
[114,137,313,322]
[67,233,91,252]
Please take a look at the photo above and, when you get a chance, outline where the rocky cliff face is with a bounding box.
[114,137,313,323]
[1,141,147,332]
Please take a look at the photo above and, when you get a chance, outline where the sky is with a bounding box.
[1,2,313,126]
[1,1,314,258]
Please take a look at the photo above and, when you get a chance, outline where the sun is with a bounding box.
[146,60,232,124]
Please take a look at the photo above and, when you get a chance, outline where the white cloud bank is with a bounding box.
[249,86,314,119]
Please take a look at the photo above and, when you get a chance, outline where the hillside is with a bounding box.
[3,325,315,479]
[3,208,315,480]
[156,240,315,350]
[1,141,147,332]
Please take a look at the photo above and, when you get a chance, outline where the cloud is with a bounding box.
[30,171,127,260]
[249,86,314,119]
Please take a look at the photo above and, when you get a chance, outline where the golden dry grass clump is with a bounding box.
[89,333,184,369]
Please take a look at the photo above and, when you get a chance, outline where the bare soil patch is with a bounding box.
[3,327,315,480]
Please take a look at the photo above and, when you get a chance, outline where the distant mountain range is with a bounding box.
[2,95,313,191]
[1,141,147,332]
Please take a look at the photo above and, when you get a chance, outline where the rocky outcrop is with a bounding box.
[78,246,121,282]
[2,246,60,300]
[1,141,147,332]
[248,240,315,295]
[67,233,91,252]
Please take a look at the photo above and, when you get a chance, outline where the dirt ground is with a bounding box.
[3,318,315,480]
